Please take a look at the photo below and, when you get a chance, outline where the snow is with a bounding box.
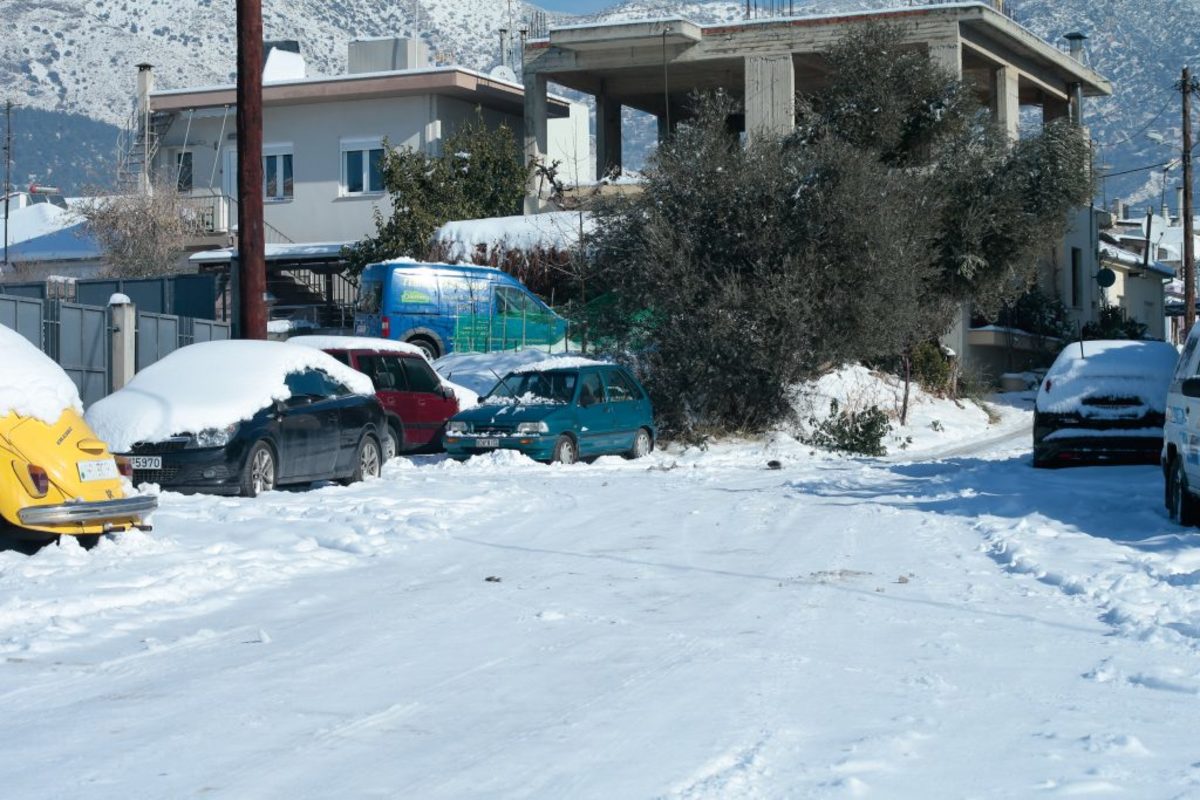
[85,340,374,451]
[434,348,578,397]
[0,324,82,423]
[510,355,607,374]
[1036,340,1179,415]
[266,319,317,334]
[288,334,427,359]
[7,387,1200,797]
[291,335,479,408]
[107,292,132,306]
[431,211,592,262]
[189,242,353,264]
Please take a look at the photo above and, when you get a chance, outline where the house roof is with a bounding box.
[151,66,572,119]
[1099,241,1174,278]
[2,202,100,263]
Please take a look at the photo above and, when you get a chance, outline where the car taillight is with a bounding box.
[381,315,390,338]
[27,465,49,497]
[115,456,133,478]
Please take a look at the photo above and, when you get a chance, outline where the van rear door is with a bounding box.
[353,268,385,336]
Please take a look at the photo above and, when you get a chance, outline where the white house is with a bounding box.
[142,39,591,247]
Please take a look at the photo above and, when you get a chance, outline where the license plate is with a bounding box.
[78,459,119,482]
[476,438,499,449]
[130,456,162,470]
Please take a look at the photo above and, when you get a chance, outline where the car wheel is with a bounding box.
[552,434,578,465]
[343,436,382,484]
[240,441,277,498]
[626,427,653,460]
[1169,457,1199,526]
[384,423,403,461]
[407,336,439,361]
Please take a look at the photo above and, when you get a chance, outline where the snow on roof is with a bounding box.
[0,324,82,423]
[3,202,81,246]
[189,242,352,263]
[1099,241,1174,277]
[510,356,608,374]
[432,212,592,262]
[85,340,375,451]
[1037,340,1179,414]
[288,335,427,359]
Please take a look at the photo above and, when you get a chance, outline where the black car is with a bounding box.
[118,368,386,497]
[1033,339,1178,468]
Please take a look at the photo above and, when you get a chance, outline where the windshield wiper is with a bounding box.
[490,369,524,406]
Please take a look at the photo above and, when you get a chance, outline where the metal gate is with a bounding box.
[136,312,180,372]
[43,301,109,407]
[0,295,44,347]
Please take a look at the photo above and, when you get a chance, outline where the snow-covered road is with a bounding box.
[3,413,1200,798]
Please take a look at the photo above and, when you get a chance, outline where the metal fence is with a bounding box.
[0,295,44,347]
[43,301,110,407]
[0,297,230,407]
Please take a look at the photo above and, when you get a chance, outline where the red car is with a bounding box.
[290,336,460,459]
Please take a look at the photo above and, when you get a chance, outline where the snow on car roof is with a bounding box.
[287,335,427,359]
[86,340,375,451]
[509,356,609,374]
[0,324,82,423]
[1037,339,1179,414]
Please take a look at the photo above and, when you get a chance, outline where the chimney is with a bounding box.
[136,63,154,118]
[1063,32,1088,62]
[347,37,430,74]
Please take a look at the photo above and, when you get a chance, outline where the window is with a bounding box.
[356,281,383,314]
[325,351,351,366]
[1070,247,1082,308]
[263,145,294,200]
[604,369,642,402]
[496,287,539,316]
[578,372,604,407]
[174,151,193,192]
[401,358,440,393]
[358,354,408,391]
[285,369,331,400]
[341,138,385,195]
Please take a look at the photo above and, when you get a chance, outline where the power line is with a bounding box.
[1096,94,1173,149]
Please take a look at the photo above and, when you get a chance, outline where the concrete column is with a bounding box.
[927,36,962,78]
[596,93,623,178]
[744,55,795,141]
[992,66,1020,141]
[522,71,548,215]
[109,297,136,392]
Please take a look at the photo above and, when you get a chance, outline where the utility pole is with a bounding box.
[237,0,266,339]
[1182,67,1197,336]
[3,100,11,268]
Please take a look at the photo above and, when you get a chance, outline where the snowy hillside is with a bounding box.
[2,0,1197,197]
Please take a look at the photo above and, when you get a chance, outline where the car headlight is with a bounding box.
[516,421,549,434]
[446,421,471,434]
[189,423,238,448]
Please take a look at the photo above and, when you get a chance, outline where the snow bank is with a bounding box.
[791,364,1027,457]
[86,340,374,451]
[432,211,592,262]
[434,348,582,397]
[1036,340,1178,415]
[0,324,82,423]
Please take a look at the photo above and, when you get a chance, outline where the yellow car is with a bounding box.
[1,326,156,548]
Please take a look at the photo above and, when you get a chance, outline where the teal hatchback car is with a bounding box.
[443,360,655,464]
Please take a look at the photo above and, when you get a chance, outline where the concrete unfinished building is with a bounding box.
[521,1,1117,376]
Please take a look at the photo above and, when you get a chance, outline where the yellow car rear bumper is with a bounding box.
[17,495,157,527]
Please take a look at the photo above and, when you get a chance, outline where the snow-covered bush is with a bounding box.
[803,399,891,457]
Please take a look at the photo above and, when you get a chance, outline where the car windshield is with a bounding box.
[483,370,577,405]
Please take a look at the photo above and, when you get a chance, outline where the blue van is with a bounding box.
[353,261,568,360]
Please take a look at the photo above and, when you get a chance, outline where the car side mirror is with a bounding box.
[440,385,455,400]
[273,398,287,415]
[1183,377,1200,398]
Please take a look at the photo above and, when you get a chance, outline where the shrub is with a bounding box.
[1082,305,1148,340]
[804,399,891,456]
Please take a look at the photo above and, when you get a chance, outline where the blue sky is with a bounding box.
[537,0,616,12]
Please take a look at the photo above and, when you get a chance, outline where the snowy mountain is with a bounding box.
[1,0,1196,199]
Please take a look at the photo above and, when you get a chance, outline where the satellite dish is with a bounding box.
[490,65,518,83]
[1096,267,1117,288]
